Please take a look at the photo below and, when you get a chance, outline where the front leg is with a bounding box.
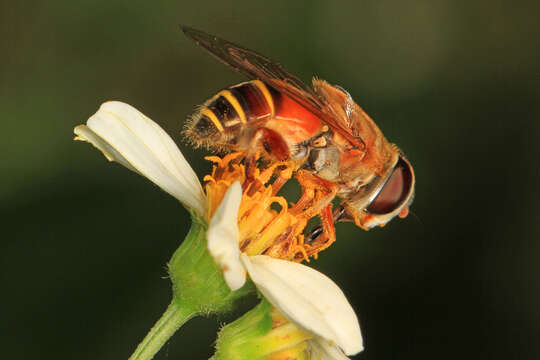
[304,203,337,256]
[306,205,353,245]
[293,169,338,216]
[291,170,341,256]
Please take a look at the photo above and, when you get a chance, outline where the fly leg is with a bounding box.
[290,170,341,255]
[256,160,294,196]
[290,187,315,214]
[304,203,337,256]
[270,166,294,196]
[306,205,354,244]
[292,169,338,216]
[243,127,289,192]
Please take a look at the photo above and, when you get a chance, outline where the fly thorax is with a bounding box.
[304,145,341,181]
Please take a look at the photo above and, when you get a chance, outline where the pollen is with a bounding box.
[204,152,246,220]
[203,152,323,261]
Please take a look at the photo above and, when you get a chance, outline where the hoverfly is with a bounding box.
[182,26,415,249]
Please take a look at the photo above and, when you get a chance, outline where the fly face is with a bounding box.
[344,153,415,229]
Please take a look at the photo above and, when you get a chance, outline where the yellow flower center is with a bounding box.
[204,153,317,261]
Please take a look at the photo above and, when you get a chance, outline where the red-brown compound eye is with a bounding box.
[368,157,413,214]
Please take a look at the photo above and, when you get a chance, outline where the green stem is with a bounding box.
[128,301,198,360]
[127,215,254,360]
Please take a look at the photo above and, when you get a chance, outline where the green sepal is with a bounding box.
[128,215,255,360]
[168,214,255,314]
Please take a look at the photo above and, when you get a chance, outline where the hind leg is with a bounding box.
[243,127,290,191]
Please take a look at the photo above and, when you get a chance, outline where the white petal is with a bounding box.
[74,124,137,172]
[206,182,246,291]
[307,338,351,360]
[74,101,205,216]
[240,254,363,355]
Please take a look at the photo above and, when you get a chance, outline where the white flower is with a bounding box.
[76,102,363,358]
[207,182,364,358]
[74,101,205,217]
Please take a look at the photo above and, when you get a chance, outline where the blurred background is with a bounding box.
[2,0,539,359]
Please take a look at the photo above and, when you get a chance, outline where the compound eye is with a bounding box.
[367,156,413,214]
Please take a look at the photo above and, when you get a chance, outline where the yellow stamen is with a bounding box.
[204,153,246,220]
[204,152,325,261]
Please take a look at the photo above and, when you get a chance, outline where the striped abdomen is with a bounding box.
[184,80,323,157]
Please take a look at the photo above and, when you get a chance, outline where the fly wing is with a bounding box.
[312,80,383,141]
[182,26,364,149]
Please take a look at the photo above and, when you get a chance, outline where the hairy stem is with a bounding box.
[128,301,198,360]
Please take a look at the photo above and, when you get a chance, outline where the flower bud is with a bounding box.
[212,299,312,360]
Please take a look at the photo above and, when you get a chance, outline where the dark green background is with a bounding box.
[2,1,539,359]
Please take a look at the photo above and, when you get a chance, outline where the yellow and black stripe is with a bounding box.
[184,80,278,148]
